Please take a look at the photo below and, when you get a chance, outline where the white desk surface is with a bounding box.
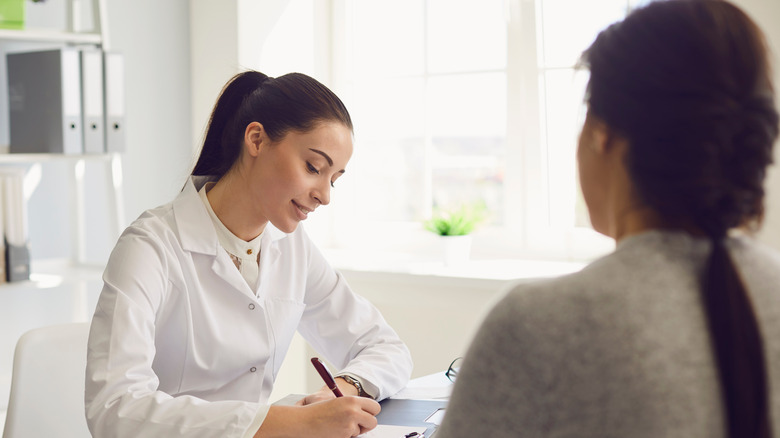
[392,371,453,400]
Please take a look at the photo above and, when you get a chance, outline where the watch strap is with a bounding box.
[336,374,370,398]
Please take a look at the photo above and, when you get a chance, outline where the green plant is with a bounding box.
[424,203,487,236]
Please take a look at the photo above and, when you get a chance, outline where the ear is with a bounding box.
[585,113,623,155]
[244,122,266,158]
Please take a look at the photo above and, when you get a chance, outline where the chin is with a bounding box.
[273,220,300,234]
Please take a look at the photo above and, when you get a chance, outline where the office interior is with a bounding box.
[1,0,780,433]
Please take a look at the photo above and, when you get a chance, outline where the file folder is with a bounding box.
[7,48,84,154]
[103,51,125,153]
[80,48,105,154]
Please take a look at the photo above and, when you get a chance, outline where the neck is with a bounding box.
[612,205,708,243]
[206,171,266,241]
[611,205,664,242]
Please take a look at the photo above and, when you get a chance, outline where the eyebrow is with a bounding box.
[309,148,346,173]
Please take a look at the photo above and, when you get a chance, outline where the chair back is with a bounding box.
[2,322,91,438]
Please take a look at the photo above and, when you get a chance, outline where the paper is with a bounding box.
[424,408,446,426]
[359,425,427,438]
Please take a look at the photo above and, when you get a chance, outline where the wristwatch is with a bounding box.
[336,374,370,398]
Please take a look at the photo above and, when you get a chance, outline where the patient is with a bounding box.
[436,1,780,437]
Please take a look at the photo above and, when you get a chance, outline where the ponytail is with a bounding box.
[192,71,270,178]
[703,238,770,438]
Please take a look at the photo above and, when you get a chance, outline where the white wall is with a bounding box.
[106,0,193,227]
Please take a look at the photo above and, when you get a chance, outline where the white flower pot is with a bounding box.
[441,234,472,266]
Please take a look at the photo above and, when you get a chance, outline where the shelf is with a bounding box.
[0,152,116,163]
[0,28,101,45]
[0,259,103,292]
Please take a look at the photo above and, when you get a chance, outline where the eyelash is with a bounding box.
[307,162,336,188]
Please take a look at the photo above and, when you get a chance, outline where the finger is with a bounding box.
[358,398,381,416]
[300,393,324,406]
[356,408,378,432]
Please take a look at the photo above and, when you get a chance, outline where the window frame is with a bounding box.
[320,0,616,262]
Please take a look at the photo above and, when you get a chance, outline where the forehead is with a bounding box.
[284,122,353,161]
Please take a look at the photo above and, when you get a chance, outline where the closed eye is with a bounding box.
[306,162,320,175]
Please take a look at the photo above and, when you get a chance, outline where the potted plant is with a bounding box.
[424,202,487,265]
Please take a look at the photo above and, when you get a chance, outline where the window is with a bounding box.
[259,0,648,260]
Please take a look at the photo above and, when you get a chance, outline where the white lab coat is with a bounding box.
[85,176,413,438]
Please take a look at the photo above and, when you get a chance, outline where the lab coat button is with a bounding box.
[248,303,256,310]
[247,249,253,255]
[250,367,257,373]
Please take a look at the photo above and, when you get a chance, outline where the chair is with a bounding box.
[2,322,92,438]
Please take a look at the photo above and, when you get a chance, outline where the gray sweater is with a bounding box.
[436,231,780,438]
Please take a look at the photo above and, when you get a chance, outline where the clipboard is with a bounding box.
[376,398,447,437]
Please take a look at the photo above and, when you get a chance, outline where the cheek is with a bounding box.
[576,138,592,201]
[577,137,604,224]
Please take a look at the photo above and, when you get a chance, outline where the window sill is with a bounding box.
[322,248,588,284]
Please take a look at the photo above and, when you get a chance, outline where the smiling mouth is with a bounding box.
[292,200,314,219]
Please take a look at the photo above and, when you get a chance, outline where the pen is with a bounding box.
[311,357,344,398]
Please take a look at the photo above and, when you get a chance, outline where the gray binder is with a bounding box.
[80,48,105,154]
[7,48,83,154]
[103,51,125,152]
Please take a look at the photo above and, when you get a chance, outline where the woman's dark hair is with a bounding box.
[191,71,353,178]
[581,1,778,436]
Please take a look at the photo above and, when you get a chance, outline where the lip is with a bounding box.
[292,200,314,220]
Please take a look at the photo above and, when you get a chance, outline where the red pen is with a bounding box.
[311,357,344,397]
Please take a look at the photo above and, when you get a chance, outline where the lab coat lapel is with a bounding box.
[174,176,259,300]
[255,223,286,298]
[210,252,257,300]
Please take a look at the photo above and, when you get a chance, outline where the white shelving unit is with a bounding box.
[0,0,122,265]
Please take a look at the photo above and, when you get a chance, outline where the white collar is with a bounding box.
[198,182,263,261]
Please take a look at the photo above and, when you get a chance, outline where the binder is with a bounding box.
[7,48,84,154]
[103,51,125,153]
[0,0,24,30]
[80,48,105,154]
[0,168,29,282]
[0,177,6,285]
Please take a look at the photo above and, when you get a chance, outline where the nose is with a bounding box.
[313,180,331,206]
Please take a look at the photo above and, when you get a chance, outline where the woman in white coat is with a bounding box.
[85,71,413,438]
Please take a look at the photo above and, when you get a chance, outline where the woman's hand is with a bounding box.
[256,396,381,438]
[298,378,360,406]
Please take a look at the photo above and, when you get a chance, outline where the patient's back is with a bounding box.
[437,231,780,438]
